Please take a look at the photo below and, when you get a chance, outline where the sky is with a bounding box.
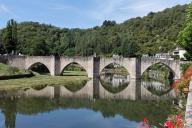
[0,0,191,29]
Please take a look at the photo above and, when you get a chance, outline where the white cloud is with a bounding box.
[88,0,124,20]
[0,3,20,20]
[84,0,190,24]
[0,4,11,13]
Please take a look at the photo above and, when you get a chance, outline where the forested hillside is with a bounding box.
[0,4,187,57]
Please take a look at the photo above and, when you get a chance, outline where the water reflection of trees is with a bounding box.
[0,97,174,127]
[0,98,17,128]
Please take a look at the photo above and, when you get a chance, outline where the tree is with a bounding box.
[2,19,17,54]
[0,43,5,54]
[121,38,139,57]
[0,31,5,54]
[102,20,116,27]
[177,3,192,60]
[29,38,48,55]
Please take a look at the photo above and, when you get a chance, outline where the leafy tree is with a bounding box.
[0,31,5,54]
[2,19,17,54]
[0,43,5,54]
[178,3,192,60]
[121,38,139,57]
[102,20,116,27]
[28,38,48,55]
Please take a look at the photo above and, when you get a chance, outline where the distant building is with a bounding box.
[154,53,173,60]
[172,47,186,59]
[142,53,173,60]
[142,54,149,58]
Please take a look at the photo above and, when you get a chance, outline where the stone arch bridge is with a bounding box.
[0,55,181,79]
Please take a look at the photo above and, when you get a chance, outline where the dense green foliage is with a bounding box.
[178,3,192,60]
[2,19,17,54]
[0,4,187,57]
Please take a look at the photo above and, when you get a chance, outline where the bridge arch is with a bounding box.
[141,62,175,78]
[99,58,137,79]
[60,62,88,76]
[59,57,93,78]
[141,59,180,79]
[27,62,51,74]
[25,56,54,75]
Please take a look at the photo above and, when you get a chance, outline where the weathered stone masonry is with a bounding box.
[0,55,181,79]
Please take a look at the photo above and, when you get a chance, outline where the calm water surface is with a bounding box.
[0,76,176,128]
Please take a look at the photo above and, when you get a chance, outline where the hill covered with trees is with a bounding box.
[0,4,187,57]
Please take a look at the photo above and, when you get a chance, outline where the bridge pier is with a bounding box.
[50,56,58,76]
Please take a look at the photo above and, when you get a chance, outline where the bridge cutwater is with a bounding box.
[0,55,181,80]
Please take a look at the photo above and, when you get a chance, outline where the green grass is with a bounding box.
[0,75,89,90]
[63,71,87,76]
[0,63,31,76]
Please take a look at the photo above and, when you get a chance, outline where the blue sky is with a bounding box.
[0,0,191,29]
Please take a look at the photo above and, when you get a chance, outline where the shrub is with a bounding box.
[172,65,192,91]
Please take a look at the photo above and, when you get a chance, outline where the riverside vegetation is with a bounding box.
[0,63,31,76]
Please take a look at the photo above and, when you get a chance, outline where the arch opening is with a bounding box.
[61,62,88,76]
[28,62,50,75]
[100,63,130,93]
[141,62,175,96]
[61,62,88,92]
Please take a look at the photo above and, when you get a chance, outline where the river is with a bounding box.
[0,74,176,128]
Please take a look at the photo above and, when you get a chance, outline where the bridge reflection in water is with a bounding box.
[0,78,177,128]
[0,78,176,100]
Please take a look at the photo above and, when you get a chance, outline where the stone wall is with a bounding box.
[0,55,26,69]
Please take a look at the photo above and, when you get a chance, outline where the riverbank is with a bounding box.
[0,63,34,80]
[0,75,89,90]
[63,71,87,76]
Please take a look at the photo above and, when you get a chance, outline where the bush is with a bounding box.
[172,65,192,92]
[180,63,192,73]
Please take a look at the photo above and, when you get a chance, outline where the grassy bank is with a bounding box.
[0,63,31,76]
[0,75,89,90]
[63,71,87,76]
